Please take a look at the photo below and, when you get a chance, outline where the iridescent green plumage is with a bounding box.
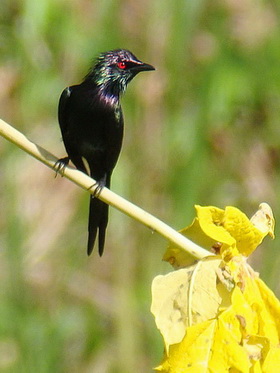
[87,49,155,106]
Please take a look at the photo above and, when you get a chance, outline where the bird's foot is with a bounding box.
[53,157,70,177]
[88,181,105,198]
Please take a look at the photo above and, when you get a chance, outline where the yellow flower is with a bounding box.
[164,203,275,267]
[151,204,278,372]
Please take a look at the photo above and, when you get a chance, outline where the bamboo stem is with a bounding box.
[0,118,212,259]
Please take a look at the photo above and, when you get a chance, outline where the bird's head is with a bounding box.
[87,49,155,105]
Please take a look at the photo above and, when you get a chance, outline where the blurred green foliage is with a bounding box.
[1,0,280,371]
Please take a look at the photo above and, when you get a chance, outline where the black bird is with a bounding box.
[57,49,155,256]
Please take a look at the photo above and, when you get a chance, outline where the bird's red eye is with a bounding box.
[117,61,126,69]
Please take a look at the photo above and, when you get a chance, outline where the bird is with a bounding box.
[57,49,155,256]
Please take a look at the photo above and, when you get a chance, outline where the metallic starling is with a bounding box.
[57,49,155,256]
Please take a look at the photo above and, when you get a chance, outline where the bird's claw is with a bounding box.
[53,157,70,177]
[88,181,104,198]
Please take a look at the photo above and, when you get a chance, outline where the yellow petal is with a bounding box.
[262,346,280,372]
[151,258,227,352]
[195,205,236,247]
[255,277,280,332]
[155,320,216,373]
[223,206,269,256]
[250,203,275,239]
[164,218,217,268]
[209,309,251,372]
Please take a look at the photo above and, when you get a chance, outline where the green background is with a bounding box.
[1,0,280,371]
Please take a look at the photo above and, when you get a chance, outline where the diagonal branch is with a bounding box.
[0,117,212,259]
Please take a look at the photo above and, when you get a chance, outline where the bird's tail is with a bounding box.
[87,197,108,256]
[87,175,111,256]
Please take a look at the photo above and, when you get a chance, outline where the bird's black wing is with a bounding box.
[58,86,72,134]
[58,86,89,174]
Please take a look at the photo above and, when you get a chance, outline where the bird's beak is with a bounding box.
[132,62,155,72]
